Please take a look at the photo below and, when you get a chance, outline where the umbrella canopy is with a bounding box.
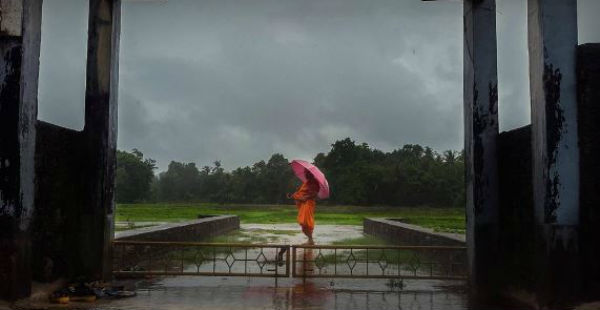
[290,159,330,199]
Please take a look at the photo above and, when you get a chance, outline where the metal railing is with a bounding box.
[112,241,290,277]
[112,241,466,280]
[292,244,467,280]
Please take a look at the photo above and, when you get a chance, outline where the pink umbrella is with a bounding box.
[290,159,330,199]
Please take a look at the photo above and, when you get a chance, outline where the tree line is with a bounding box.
[116,138,465,207]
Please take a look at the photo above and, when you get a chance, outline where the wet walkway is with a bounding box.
[104,224,468,310]
[101,277,467,310]
[14,224,468,310]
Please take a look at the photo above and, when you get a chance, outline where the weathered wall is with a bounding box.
[32,121,86,281]
[364,218,465,246]
[577,43,600,298]
[1,0,121,299]
[31,0,122,284]
[0,0,42,300]
[497,125,535,290]
[528,0,580,305]
[115,216,240,242]
[0,36,32,302]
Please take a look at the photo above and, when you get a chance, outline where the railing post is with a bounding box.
[292,246,297,277]
[274,248,278,287]
[285,245,290,277]
[334,248,337,276]
[366,248,369,276]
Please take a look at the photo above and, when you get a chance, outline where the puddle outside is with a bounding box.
[215,224,364,244]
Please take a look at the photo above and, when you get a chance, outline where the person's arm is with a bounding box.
[292,182,319,201]
[291,183,311,201]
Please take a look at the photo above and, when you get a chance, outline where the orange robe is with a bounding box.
[292,180,319,234]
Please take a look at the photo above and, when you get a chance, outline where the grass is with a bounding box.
[330,235,389,246]
[116,203,465,233]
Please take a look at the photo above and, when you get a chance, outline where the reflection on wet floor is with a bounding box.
[105,225,468,310]
[103,277,467,310]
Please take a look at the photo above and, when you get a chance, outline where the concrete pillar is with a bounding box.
[81,0,121,281]
[0,0,42,300]
[528,0,580,304]
[498,125,535,291]
[463,0,500,300]
[577,43,600,298]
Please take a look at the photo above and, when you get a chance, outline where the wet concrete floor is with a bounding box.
[104,224,468,310]
[16,224,469,310]
[99,276,467,310]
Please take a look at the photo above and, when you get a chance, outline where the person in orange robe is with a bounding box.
[277,169,320,263]
[288,169,320,243]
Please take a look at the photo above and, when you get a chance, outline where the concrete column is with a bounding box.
[82,0,121,281]
[528,0,580,303]
[463,0,500,300]
[0,0,42,300]
[577,43,600,299]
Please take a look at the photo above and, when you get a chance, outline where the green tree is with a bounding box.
[146,137,465,207]
[264,154,295,203]
[116,149,156,203]
[157,161,201,201]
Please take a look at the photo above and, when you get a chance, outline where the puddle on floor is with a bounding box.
[214,224,364,245]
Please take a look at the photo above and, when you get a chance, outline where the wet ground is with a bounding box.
[99,277,467,310]
[111,224,468,310]
[215,223,365,244]
[16,224,469,310]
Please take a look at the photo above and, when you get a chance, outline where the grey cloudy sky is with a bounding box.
[37,0,600,171]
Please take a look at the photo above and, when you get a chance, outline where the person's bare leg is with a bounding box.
[302,225,314,244]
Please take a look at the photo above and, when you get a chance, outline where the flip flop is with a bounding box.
[49,290,70,304]
[104,289,137,298]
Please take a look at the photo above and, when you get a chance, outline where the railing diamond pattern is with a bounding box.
[113,241,466,280]
[292,244,466,280]
[113,241,289,277]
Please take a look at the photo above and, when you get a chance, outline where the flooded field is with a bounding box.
[215,223,365,244]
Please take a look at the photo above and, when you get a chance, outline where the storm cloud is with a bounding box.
[38,0,600,171]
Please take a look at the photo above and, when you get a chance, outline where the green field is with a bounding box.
[116,203,465,234]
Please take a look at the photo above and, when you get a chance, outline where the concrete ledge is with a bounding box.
[364,218,465,246]
[115,215,240,242]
